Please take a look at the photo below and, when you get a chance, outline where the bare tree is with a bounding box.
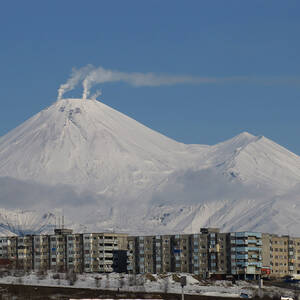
[160,277,169,294]
[66,268,77,286]
[128,274,136,286]
[95,276,101,288]
[105,273,110,288]
[119,276,125,289]
[136,275,145,292]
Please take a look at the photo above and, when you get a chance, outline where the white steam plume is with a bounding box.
[90,89,102,100]
[82,65,219,99]
[57,65,93,100]
[58,65,300,100]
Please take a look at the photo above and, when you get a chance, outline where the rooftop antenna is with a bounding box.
[62,215,64,230]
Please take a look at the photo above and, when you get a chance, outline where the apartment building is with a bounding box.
[136,235,156,274]
[17,236,33,271]
[191,232,208,275]
[0,229,128,274]
[262,234,300,278]
[127,236,137,274]
[49,229,71,272]
[288,237,300,275]
[262,234,289,277]
[127,234,193,275]
[0,236,17,269]
[5,227,300,279]
[199,228,229,277]
[230,232,262,279]
[127,228,232,278]
[33,235,50,271]
[127,235,170,275]
[66,233,83,273]
[155,235,173,273]
[173,234,191,273]
[83,232,128,273]
[261,233,271,275]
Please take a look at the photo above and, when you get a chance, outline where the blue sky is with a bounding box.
[0,1,300,153]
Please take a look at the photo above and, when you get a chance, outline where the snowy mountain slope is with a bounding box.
[0,98,300,236]
[187,132,300,190]
[0,99,205,198]
[0,208,55,236]
[212,133,300,189]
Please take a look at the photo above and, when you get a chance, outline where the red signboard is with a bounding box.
[0,259,11,266]
[261,267,271,275]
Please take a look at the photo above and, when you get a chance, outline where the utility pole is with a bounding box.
[180,276,186,300]
[258,274,263,298]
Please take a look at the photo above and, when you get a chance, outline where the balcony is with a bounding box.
[236,239,248,245]
[236,262,248,267]
[248,247,261,252]
[235,232,248,238]
[103,246,114,251]
[235,247,248,252]
[235,232,262,238]
[104,253,113,258]
[248,262,262,267]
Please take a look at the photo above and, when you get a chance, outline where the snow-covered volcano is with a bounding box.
[0,99,203,197]
[0,98,300,236]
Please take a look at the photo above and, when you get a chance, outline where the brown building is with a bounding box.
[262,234,300,278]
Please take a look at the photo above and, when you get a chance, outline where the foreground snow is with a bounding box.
[0,271,295,298]
[0,271,244,297]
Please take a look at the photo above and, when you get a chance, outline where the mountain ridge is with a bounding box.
[0,98,299,236]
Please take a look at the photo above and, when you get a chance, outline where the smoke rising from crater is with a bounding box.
[57,65,93,100]
[90,89,102,100]
[57,65,224,100]
[81,66,219,99]
[57,65,300,100]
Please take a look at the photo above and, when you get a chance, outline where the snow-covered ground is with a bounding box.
[0,271,244,298]
[0,271,296,298]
